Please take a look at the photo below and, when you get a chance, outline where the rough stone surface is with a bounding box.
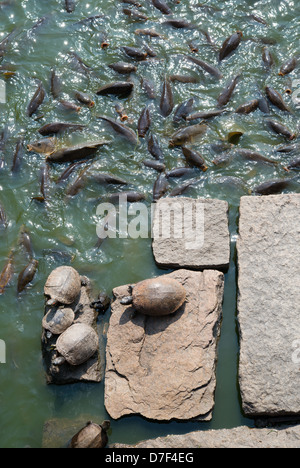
[105,269,224,421]
[112,425,300,448]
[152,197,230,271]
[42,277,102,385]
[237,194,300,417]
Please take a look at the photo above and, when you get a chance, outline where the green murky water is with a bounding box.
[0,0,299,448]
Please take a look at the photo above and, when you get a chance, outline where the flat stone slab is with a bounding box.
[237,194,300,418]
[105,269,224,421]
[113,425,300,448]
[152,197,230,271]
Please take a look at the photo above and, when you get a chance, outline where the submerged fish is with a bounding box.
[252,178,296,195]
[47,140,109,163]
[98,116,138,144]
[174,98,194,123]
[153,174,169,201]
[160,77,174,117]
[236,149,278,165]
[182,147,207,171]
[0,251,14,295]
[267,120,296,140]
[17,259,38,294]
[148,134,164,160]
[217,74,240,107]
[96,81,134,98]
[279,57,297,76]
[27,81,46,117]
[219,31,243,61]
[38,122,86,136]
[138,106,151,137]
[27,138,56,155]
[170,124,208,146]
[265,86,291,112]
[186,56,223,79]
[65,0,75,13]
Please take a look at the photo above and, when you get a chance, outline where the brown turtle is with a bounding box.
[44,266,81,306]
[42,307,75,337]
[120,277,186,316]
[54,323,98,366]
[68,420,110,449]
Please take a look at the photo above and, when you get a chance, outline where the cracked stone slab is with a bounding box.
[105,269,224,421]
[237,194,300,418]
[152,197,230,271]
[112,425,300,448]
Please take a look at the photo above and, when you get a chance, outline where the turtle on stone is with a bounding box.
[42,307,75,339]
[120,277,186,317]
[68,420,110,449]
[44,266,82,306]
[90,292,111,314]
[53,323,99,366]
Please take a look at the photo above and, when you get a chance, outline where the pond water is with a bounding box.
[0,0,299,448]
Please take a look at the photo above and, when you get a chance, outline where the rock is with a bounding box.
[237,194,300,418]
[42,276,102,385]
[105,269,224,421]
[152,197,230,271]
[112,425,300,448]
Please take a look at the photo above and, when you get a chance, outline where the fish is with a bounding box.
[153,174,169,201]
[89,173,128,185]
[276,143,300,153]
[65,167,89,197]
[27,81,46,117]
[262,47,274,68]
[163,19,196,29]
[182,147,208,171]
[173,98,194,123]
[266,120,296,140]
[98,116,138,144]
[106,191,146,204]
[65,0,75,13]
[252,178,295,195]
[265,86,291,112]
[28,16,48,35]
[96,82,134,98]
[11,138,24,173]
[123,8,148,21]
[212,152,233,167]
[0,30,16,59]
[279,57,297,76]
[33,162,50,202]
[38,122,86,136]
[47,140,109,163]
[286,158,300,171]
[141,78,156,99]
[0,201,7,228]
[186,109,226,121]
[56,161,86,184]
[217,74,240,107]
[135,29,162,38]
[170,124,208,146]
[143,160,166,172]
[148,134,164,160]
[138,106,151,137]
[108,62,137,74]
[219,31,243,61]
[236,149,278,165]
[152,0,172,14]
[248,14,268,26]
[169,181,194,197]
[17,259,38,294]
[169,74,199,84]
[235,99,259,114]
[50,69,62,99]
[122,46,147,61]
[185,56,223,79]
[143,43,157,58]
[75,91,95,108]
[19,226,34,259]
[160,77,174,117]
[67,51,91,75]
[122,0,142,6]
[258,96,270,114]
[0,250,14,295]
[166,167,195,178]
[59,100,81,112]
[115,103,129,121]
[27,138,56,155]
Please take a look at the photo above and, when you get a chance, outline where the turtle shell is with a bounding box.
[132,277,186,316]
[42,307,75,335]
[69,421,108,449]
[56,323,98,366]
[44,266,81,305]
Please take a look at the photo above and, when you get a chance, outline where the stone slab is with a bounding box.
[112,425,300,448]
[105,269,224,421]
[152,197,230,271]
[237,194,300,417]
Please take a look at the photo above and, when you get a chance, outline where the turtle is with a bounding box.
[120,277,186,317]
[44,266,82,306]
[68,420,110,449]
[54,323,99,366]
[42,307,75,338]
[90,292,111,314]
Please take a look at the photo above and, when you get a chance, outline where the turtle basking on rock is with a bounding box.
[120,277,186,317]
[68,420,110,449]
[44,266,82,307]
[52,323,99,367]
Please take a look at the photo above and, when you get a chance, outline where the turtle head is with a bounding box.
[120,296,133,306]
[46,297,58,307]
[101,420,111,432]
